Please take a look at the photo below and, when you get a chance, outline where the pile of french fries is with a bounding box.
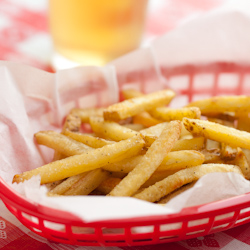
[12,88,250,204]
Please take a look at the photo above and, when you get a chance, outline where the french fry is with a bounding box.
[122,89,144,99]
[133,164,243,202]
[186,96,250,116]
[142,170,179,188]
[96,177,122,195]
[62,113,82,132]
[103,89,175,122]
[35,130,92,156]
[183,118,250,150]
[122,123,145,131]
[230,148,250,180]
[206,139,220,151]
[64,169,110,195]
[157,182,197,204]
[108,121,181,197]
[220,143,238,161]
[70,107,104,123]
[63,130,114,148]
[44,180,63,192]
[13,134,145,184]
[140,122,192,141]
[49,172,89,195]
[242,148,250,166]
[90,116,155,147]
[206,112,236,122]
[133,111,162,127]
[122,89,162,127]
[103,150,205,173]
[237,114,250,133]
[90,116,139,141]
[150,107,201,121]
[172,137,205,151]
[207,118,237,161]
[53,113,82,161]
[201,149,223,164]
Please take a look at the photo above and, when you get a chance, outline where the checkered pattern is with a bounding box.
[2,0,248,249]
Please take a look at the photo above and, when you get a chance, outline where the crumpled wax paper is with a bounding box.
[2,1,250,223]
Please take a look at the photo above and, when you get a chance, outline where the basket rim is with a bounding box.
[1,175,250,226]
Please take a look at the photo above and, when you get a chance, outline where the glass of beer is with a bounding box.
[49,0,148,67]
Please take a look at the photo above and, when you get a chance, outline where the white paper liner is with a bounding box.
[1,2,250,225]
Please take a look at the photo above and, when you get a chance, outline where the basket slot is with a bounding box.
[217,73,239,92]
[15,210,40,231]
[128,225,160,244]
[71,226,95,234]
[235,207,250,226]
[37,219,75,245]
[185,217,214,236]
[188,217,209,228]
[43,220,66,232]
[242,74,250,95]
[159,228,182,241]
[211,210,240,233]
[235,216,250,226]
[193,73,215,91]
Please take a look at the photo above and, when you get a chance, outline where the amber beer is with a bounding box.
[49,0,148,66]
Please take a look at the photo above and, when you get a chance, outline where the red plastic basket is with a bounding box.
[1,62,250,247]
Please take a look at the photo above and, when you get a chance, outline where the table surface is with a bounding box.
[1,0,250,249]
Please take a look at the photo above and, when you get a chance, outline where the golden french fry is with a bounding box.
[201,149,223,164]
[63,113,82,132]
[186,96,250,116]
[140,122,192,141]
[134,164,243,202]
[122,123,145,131]
[142,170,179,188]
[183,118,250,150]
[172,137,205,151]
[53,113,82,161]
[103,150,204,173]
[63,130,114,148]
[90,116,155,147]
[96,177,122,195]
[150,107,201,121]
[70,107,104,123]
[133,111,162,127]
[206,112,236,122]
[104,89,176,122]
[140,122,169,137]
[35,130,92,156]
[13,134,145,184]
[220,143,237,161]
[90,116,139,141]
[122,89,144,99]
[64,169,110,196]
[206,139,220,151]
[242,148,250,166]
[237,114,250,133]
[122,89,162,127]
[44,180,63,192]
[108,121,181,197]
[49,172,89,195]
[157,182,197,204]
[230,148,250,180]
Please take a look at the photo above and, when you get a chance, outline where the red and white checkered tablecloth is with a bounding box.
[2,0,250,249]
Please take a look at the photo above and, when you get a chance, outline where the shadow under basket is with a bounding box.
[1,62,250,247]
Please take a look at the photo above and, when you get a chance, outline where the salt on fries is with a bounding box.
[12,90,250,205]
